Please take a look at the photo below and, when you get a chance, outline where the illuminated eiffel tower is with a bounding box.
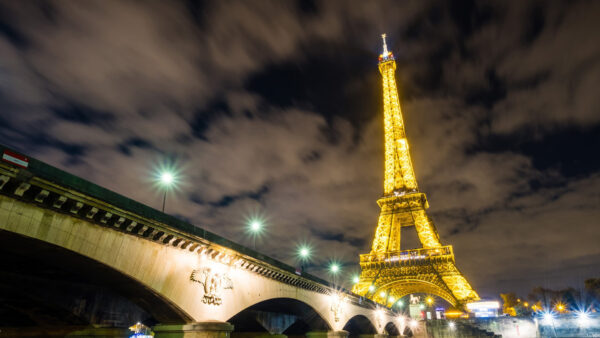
[352,35,479,308]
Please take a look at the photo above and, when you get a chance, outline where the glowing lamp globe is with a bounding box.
[250,220,261,232]
[300,247,310,258]
[160,172,174,185]
[330,263,340,273]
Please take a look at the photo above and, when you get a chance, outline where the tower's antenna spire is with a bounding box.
[381,33,389,55]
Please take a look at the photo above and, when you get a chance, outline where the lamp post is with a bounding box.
[159,171,174,212]
[249,220,262,250]
[297,245,311,273]
[329,263,340,288]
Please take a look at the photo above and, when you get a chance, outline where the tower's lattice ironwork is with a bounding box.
[352,35,479,307]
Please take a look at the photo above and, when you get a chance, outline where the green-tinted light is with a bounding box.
[161,172,174,185]
[299,246,311,259]
[250,220,261,232]
[330,263,340,273]
[353,276,360,284]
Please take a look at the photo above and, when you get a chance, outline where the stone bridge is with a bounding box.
[0,145,410,338]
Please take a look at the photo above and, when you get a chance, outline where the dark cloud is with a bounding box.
[1,0,599,299]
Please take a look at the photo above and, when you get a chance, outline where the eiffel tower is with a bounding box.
[352,35,479,308]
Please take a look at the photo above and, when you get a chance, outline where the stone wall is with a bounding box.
[469,317,537,337]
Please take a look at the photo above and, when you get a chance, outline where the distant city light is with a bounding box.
[353,275,360,284]
[576,311,590,327]
[542,312,554,325]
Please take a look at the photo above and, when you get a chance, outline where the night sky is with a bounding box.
[0,1,599,300]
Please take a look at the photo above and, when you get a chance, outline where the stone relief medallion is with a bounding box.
[190,268,233,305]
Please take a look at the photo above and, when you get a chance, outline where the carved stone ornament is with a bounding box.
[330,293,345,322]
[190,268,233,305]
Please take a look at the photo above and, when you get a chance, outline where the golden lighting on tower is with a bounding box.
[352,34,479,308]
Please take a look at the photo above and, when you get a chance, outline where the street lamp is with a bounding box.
[329,262,340,287]
[248,219,263,250]
[158,171,176,212]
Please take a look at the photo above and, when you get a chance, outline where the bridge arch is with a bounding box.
[0,229,192,326]
[342,314,377,338]
[227,298,331,336]
[384,321,400,336]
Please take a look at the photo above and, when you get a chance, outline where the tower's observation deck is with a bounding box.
[352,35,479,307]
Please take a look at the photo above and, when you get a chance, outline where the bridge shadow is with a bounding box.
[342,315,376,338]
[0,229,191,330]
[384,321,400,336]
[227,298,330,337]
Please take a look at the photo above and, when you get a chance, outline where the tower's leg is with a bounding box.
[371,205,394,253]
[412,210,441,248]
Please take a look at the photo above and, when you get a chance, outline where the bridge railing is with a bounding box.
[359,245,454,265]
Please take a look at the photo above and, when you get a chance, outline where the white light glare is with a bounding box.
[299,247,310,258]
[542,312,554,325]
[250,220,261,231]
[576,311,590,327]
[410,319,418,328]
[448,321,455,329]
[161,172,174,184]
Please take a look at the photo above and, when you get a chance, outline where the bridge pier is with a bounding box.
[357,334,388,338]
[153,321,234,338]
[306,330,349,338]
